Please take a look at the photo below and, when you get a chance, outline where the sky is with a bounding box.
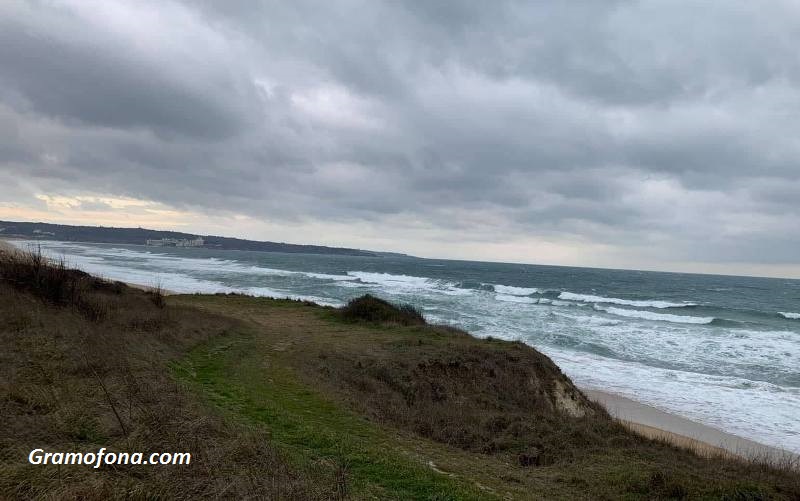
[1,1,800,278]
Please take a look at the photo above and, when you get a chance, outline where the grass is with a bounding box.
[181,294,800,500]
[0,247,336,499]
[174,330,489,500]
[2,248,799,499]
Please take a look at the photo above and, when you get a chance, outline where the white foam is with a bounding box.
[244,287,344,307]
[15,240,343,305]
[542,347,800,454]
[559,291,695,309]
[493,284,540,296]
[495,294,538,304]
[779,312,800,320]
[594,305,714,324]
[347,271,434,289]
[304,272,358,281]
[345,271,471,295]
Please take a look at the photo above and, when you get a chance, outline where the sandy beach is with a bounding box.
[585,388,798,463]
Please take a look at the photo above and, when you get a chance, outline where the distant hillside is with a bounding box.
[0,220,377,257]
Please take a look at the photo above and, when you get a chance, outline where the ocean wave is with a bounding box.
[495,294,538,304]
[345,271,471,295]
[551,299,580,307]
[594,305,714,324]
[559,291,696,309]
[346,271,430,288]
[779,312,800,320]
[304,272,358,281]
[492,284,540,296]
[244,287,343,307]
[544,347,800,453]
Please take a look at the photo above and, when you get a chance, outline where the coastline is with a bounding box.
[2,236,795,465]
[585,388,798,463]
[0,238,176,295]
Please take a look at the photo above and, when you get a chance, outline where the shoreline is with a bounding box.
[0,238,177,295]
[2,236,796,464]
[584,388,798,463]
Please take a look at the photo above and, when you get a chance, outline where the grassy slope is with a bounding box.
[174,329,487,500]
[0,252,336,499]
[1,247,798,499]
[174,294,800,500]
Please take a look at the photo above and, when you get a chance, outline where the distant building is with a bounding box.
[145,237,204,247]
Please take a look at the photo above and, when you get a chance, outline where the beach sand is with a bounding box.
[585,388,798,463]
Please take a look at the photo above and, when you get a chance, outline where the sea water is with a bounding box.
[12,240,800,453]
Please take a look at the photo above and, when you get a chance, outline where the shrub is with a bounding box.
[339,295,425,326]
[1,246,130,321]
[149,284,167,309]
[0,247,80,305]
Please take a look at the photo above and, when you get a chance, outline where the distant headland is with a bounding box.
[0,220,381,257]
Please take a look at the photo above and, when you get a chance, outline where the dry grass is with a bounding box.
[0,248,336,499]
[310,334,608,461]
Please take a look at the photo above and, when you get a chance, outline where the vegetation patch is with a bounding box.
[182,294,800,499]
[339,294,426,326]
[175,331,489,500]
[0,251,336,499]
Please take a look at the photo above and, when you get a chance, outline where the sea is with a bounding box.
[11,239,800,453]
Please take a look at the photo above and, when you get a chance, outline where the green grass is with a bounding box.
[174,328,493,500]
[173,294,800,500]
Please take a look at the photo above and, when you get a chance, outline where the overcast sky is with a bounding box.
[1,1,799,277]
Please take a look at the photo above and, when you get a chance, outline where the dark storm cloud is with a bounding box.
[1,0,800,267]
[0,1,259,138]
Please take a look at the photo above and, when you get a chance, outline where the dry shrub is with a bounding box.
[339,294,425,325]
[0,247,117,322]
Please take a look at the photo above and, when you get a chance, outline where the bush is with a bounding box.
[0,247,80,305]
[1,246,128,321]
[149,284,167,309]
[339,295,425,326]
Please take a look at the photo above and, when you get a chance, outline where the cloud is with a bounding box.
[1,0,799,275]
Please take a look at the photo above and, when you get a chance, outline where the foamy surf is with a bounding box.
[594,305,715,324]
[779,312,800,320]
[494,294,538,304]
[492,284,540,296]
[558,291,696,309]
[346,271,470,295]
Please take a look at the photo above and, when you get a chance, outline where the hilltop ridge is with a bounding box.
[0,220,377,257]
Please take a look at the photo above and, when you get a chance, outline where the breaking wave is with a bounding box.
[559,291,696,309]
[495,294,538,304]
[594,305,714,324]
[779,312,800,320]
[344,271,471,295]
[492,284,540,296]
